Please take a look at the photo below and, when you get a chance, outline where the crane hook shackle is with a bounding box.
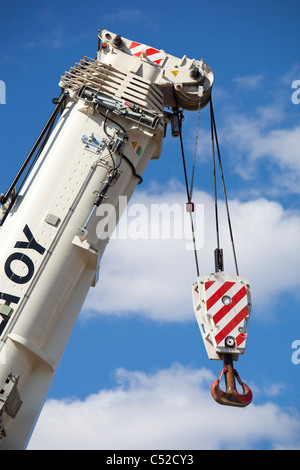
[211,354,253,407]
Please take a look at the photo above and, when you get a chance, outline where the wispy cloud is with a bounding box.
[222,111,300,190]
[101,8,147,24]
[23,24,94,52]
[99,8,161,34]
[214,68,300,196]
[24,23,65,51]
[233,74,264,89]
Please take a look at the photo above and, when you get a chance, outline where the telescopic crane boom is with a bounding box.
[0,30,214,449]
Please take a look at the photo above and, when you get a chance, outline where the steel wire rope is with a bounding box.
[175,103,200,278]
[210,100,220,253]
[189,100,201,203]
[209,98,239,276]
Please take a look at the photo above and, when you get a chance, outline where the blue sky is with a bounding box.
[1,0,300,450]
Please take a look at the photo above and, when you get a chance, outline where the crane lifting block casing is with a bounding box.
[192,272,251,361]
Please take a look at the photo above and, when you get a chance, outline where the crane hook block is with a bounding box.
[192,272,251,361]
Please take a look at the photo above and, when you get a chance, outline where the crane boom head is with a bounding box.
[97,30,214,111]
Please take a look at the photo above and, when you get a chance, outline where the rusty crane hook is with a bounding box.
[211,354,252,407]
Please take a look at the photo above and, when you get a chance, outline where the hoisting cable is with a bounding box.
[208,98,254,409]
[210,98,222,272]
[175,104,200,278]
[209,98,239,276]
[189,100,201,204]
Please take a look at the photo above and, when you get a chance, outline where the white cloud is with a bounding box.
[27,364,300,450]
[233,74,264,89]
[101,9,147,24]
[100,8,161,33]
[218,69,300,194]
[82,183,300,322]
[223,113,300,182]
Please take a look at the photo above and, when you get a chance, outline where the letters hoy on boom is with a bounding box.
[0,225,45,314]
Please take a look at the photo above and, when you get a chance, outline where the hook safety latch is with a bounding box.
[211,354,252,407]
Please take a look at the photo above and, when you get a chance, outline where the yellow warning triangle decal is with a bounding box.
[132,141,137,149]
[171,70,178,77]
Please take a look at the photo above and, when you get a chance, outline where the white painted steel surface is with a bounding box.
[0,30,213,449]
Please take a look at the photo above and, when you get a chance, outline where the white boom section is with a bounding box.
[0,30,213,449]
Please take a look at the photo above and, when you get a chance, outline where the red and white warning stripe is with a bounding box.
[204,280,249,348]
[129,41,164,64]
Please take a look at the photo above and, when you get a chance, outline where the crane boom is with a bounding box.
[0,30,213,449]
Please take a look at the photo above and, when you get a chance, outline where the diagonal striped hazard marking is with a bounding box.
[204,281,249,347]
[206,282,235,311]
[129,41,164,64]
[235,331,247,347]
[212,285,247,324]
[215,306,249,345]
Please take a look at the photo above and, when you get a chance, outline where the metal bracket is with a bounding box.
[82,133,107,155]
[0,372,22,439]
